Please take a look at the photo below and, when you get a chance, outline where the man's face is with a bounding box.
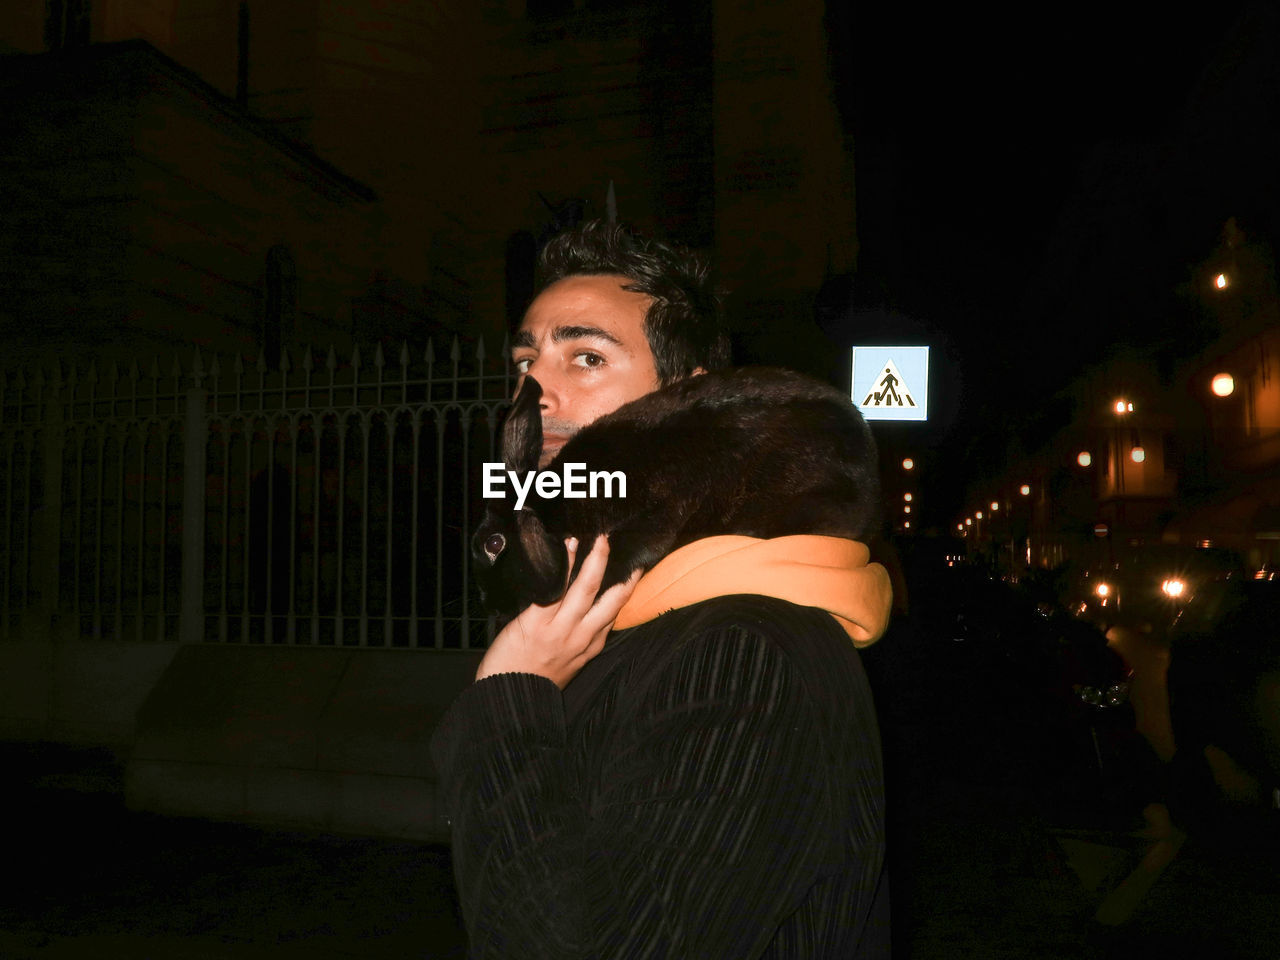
[512,274,661,466]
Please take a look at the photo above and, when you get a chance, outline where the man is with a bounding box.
[430,221,892,957]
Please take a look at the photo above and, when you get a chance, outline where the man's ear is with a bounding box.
[502,376,543,474]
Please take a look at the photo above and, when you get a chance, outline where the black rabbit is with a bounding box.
[473,366,881,617]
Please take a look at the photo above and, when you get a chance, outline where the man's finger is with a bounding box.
[578,567,641,633]
[561,536,580,592]
[557,534,612,616]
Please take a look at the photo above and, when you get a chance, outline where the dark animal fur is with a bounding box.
[473,367,880,616]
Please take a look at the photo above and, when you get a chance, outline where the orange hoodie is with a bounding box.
[614,535,893,647]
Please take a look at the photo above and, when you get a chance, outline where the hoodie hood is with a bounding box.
[614,535,892,647]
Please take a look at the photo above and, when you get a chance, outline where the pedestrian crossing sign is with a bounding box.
[851,346,929,421]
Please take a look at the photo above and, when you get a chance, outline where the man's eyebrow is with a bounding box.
[510,325,623,351]
[552,325,622,346]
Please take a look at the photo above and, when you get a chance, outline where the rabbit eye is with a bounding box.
[483,533,506,561]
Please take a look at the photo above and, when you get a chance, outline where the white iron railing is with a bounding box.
[0,339,513,649]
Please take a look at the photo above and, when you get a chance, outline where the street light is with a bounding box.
[1216,273,1228,289]
[902,458,914,471]
[1211,372,1235,397]
[989,501,999,512]
[1130,446,1146,464]
[1019,484,1031,496]
[903,493,913,502]
[1113,398,1133,415]
[1077,451,1092,467]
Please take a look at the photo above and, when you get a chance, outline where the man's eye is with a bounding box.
[574,352,605,368]
[513,357,532,374]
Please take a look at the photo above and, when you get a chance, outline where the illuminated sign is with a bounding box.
[851,346,929,421]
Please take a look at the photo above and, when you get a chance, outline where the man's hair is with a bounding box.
[534,220,731,384]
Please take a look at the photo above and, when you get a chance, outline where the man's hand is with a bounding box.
[475,534,641,690]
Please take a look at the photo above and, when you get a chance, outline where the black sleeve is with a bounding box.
[429,622,855,959]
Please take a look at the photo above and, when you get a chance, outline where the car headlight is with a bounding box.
[1104,682,1129,706]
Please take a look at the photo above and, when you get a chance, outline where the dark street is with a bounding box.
[5,568,1278,959]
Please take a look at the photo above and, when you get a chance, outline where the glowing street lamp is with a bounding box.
[975,510,983,520]
[1113,399,1133,415]
[1211,372,1235,397]
[1216,273,1228,289]
[1019,484,1031,496]
[1130,446,1145,463]
[901,458,915,471]
[1077,451,1092,467]
[903,493,913,502]
[989,501,999,512]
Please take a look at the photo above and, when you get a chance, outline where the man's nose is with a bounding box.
[519,357,563,416]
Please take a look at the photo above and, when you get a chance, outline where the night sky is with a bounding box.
[828,1,1257,525]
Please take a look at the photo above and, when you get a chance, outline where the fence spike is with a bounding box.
[475,336,486,362]
[149,357,161,380]
[170,354,183,379]
[450,336,460,364]
[31,368,43,390]
[107,361,119,383]
[15,368,27,391]
[129,360,140,381]
[209,355,221,378]
[301,346,314,373]
[326,345,338,371]
[400,341,410,368]
[351,345,362,370]
[255,349,267,374]
[191,347,204,379]
[233,354,245,376]
[425,338,435,365]
[374,342,385,369]
[280,348,291,373]
[87,360,99,384]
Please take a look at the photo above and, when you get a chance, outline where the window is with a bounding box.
[262,245,297,370]
[45,0,91,50]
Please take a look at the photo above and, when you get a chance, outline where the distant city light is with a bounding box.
[989,501,999,512]
[904,521,911,529]
[1095,582,1111,598]
[1113,399,1133,414]
[975,510,983,520]
[1077,451,1092,467]
[904,492,913,502]
[904,505,912,514]
[1216,273,1228,289]
[965,518,972,527]
[1130,446,1145,463]
[902,458,914,470]
[1019,484,1031,496]
[957,524,964,532]
[1161,578,1186,599]
[1211,372,1235,397]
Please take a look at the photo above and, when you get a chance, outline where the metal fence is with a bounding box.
[0,339,513,649]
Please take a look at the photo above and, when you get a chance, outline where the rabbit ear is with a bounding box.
[502,376,544,474]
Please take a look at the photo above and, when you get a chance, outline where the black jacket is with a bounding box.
[430,594,890,959]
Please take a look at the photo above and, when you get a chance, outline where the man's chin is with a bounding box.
[538,443,565,468]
